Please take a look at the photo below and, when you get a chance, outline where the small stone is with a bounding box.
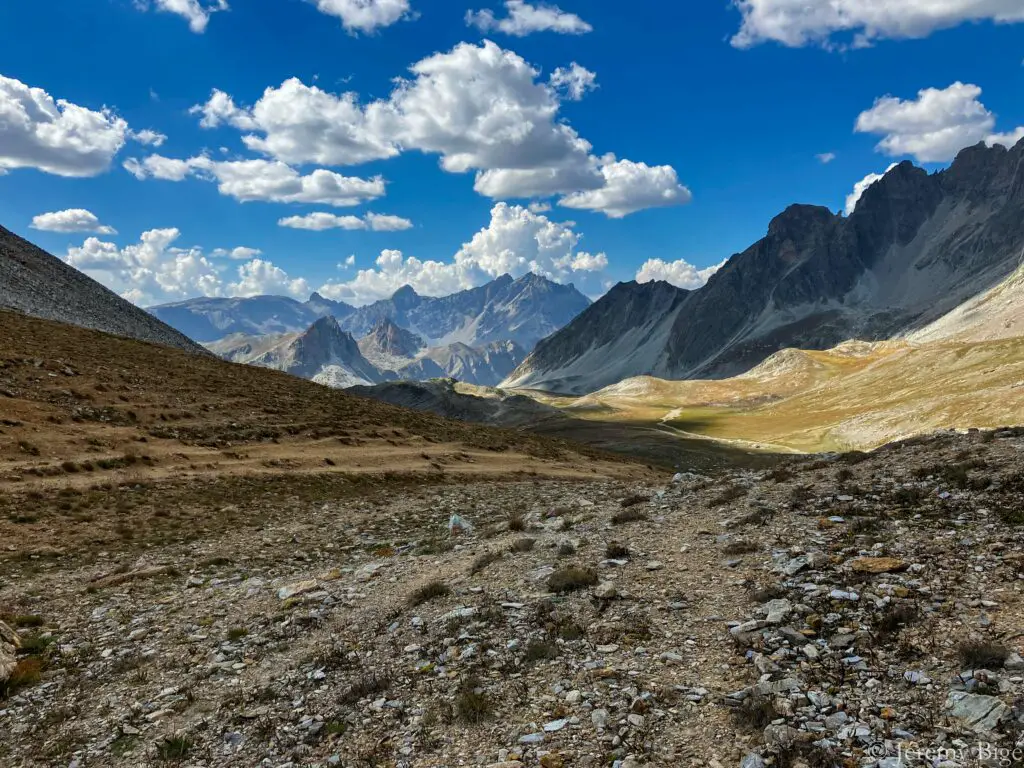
[596,644,619,654]
[627,713,645,728]
[544,718,568,732]
[763,598,792,624]
[644,561,664,571]
[591,709,608,729]
[594,582,618,600]
[565,690,582,704]
[848,557,907,574]
[946,692,1012,732]
[518,732,544,744]
[740,755,766,768]
[277,580,318,600]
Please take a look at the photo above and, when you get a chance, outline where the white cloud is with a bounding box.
[0,74,128,177]
[124,154,386,206]
[129,128,167,147]
[466,0,592,36]
[635,258,725,290]
[309,0,411,34]
[231,258,310,298]
[855,82,1023,163]
[548,63,597,101]
[65,228,307,305]
[31,209,116,235]
[987,126,1024,149]
[317,202,608,304]
[559,159,692,218]
[138,0,229,33]
[528,201,551,213]
[844,163,898,215]
[341,254,356,268]
[278,211,413,231]
[365,212,413,231]
[211,246,263,260]
[189,42,688,216]
[189,89,258,130]
[731,0,1024,49]
[192,79,397,165]
[65,228,223,305]
[123,154,193,181]
[816,152,836,164]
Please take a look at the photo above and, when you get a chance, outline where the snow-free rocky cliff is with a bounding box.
[505,139,1024,394]
[0,225,206,355]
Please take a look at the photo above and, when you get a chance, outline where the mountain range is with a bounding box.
[505,139,1024,394]
[150,272,590,351]
[155,273,589,387]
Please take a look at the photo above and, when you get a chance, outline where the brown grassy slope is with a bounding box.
[0,310,649,560]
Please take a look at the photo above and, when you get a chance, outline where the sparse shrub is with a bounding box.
[226,627,248,642]
[524,639,559,663]
[547,566,598,593]
[767,466,794,482]
[619,494,649,509]
[509,537,536,553]
[408,580,451,607]
[731,691,780,730]
[156,736,193,761]
[341,673,390,704]
[611,508,647,526]
[469,550,502,575]
[557,541,576,556]
[722,539,758,555]
[873,603,919,636]
[835,468,854,483]
[604,541,630,560]
[60,461,80,473]
[455,676,493,724]
[707,485,747,508]
[959,640,1010,670]
[7,615,44,628]
[507,512,527,532]
[17,633,53,654]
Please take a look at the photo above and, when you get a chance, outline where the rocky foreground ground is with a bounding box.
[2,427,1024,767]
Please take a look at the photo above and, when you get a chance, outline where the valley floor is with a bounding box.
[3,428,1024,766]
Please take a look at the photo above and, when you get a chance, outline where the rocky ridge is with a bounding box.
[507,139,1024,394]
[0,225,206,355]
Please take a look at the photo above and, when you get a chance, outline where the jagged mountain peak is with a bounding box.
[506,143,1024,394]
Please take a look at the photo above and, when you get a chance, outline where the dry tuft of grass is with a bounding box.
[605,542,630,559]
[1,657,43,699]
[455,676,493,724]
[619,494,649,509]
[722,539,758,555]
[958,640,1010,670]
[547,566,598,593]
[407,580,451,607]
[469,550,502,575]
[611,508,647,526]
[509,537,536,553]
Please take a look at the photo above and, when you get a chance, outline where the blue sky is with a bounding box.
[1,0,1022,306]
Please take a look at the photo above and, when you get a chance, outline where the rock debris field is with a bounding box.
[3,428,1024,767]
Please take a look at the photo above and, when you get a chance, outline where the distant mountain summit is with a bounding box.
[0,225,205,354]
[245,316,382,388]
[506,139,1024,394]
[357,318,426,369]
[336,272,591,351]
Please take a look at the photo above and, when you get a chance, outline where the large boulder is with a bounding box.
[0,620,20,684]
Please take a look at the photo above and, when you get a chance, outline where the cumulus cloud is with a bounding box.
[188,41,689,217]
[855,82,1023,163]
[31,209,116,235]
[231,258,310,298]
[844,163,898,215]
[192,80,397,165]
[137,0,229,33]
[129,128,167,147]
[635,258,725,290]
[731,0,1024,49]
[987,126,1024,149]
[123,153,386,206]
[548,63,597,101]
[309,0,411,34]
[211,246,262,260]
[559,159,692,218]
[466,1,592,36]
[65,228,306,305]
[317,202,608,304]
[278,211,413,231]
[0,74,128,177]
